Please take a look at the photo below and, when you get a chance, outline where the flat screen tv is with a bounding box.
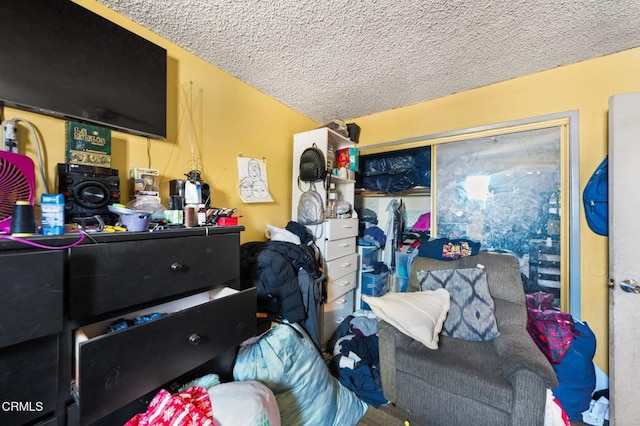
[0,0,167,140]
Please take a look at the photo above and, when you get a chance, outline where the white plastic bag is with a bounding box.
[582,396,609,426]
[545,389,571,426]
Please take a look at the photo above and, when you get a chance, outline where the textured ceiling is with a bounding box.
[99,0,640,123]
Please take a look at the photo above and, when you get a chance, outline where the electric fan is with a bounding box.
[0,151,36,233]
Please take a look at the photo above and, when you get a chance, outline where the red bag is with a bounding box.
[526,307,576,364]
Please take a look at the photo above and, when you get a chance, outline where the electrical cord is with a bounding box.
[4,117,50,194]
[0,226,86,249]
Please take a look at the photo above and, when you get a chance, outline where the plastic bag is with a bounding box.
[233,323,367,426]
[526,308,576,364]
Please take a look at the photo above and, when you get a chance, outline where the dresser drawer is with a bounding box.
[326,270,357,302]
[0,335,59,425]
[323,289,355,342]
[326,252,357,281]
[69,233,240,320]
[325,218,358,241]
[325,237,356,262]
[32,417,58,426]
[0,250,63,348]
[72,287,256,425]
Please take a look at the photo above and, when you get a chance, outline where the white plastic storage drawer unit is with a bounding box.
[325,218,358,240]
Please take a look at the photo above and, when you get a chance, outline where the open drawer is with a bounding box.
[72,287,256,425]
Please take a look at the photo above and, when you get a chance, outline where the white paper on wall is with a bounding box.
[237,157,274,203]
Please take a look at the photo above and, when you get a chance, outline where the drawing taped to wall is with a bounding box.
[237,157,274,203]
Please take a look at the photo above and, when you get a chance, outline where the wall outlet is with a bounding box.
[2,120,18,152]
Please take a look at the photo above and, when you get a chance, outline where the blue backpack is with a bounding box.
[583,157,608,236]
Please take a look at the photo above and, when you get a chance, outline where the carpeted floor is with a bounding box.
[357,404,415,426]
[358,404,598,426]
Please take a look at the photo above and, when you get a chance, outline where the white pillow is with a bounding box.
[363,288,450,350]
[208,381,281,426]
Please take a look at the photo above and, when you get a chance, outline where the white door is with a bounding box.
[609,92,640,425]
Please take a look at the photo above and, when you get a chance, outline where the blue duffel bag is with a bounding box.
[552,320,597,421]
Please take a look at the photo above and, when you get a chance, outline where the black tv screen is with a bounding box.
[0,0,167,139]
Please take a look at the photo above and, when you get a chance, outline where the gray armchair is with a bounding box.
[378,251,558,425]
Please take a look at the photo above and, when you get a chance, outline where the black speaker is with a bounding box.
[169,179,185,209]
[57,163,120,224]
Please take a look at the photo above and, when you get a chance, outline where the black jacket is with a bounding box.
[240,240,321,323]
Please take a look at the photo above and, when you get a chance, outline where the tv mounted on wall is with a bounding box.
[0,0,167,140]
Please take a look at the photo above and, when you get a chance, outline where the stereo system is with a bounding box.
[57,163,120,224]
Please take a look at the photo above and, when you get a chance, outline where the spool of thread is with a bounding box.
[184,206,197,228]
[10,201,36,236]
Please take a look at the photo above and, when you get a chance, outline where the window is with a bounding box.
[435,126,563,308]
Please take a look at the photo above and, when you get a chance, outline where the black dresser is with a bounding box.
[0,227,256,425]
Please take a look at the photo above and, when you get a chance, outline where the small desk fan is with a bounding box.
[0,151,36,233]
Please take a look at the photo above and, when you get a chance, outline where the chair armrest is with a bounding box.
[377,319,414,403]
[492,324,558,389]
[378,318,414,349]
[509,367,550,426]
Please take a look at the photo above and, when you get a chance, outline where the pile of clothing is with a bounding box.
[327,312,388,408]
[125,374,281,426]
[240,221,324,348]
[526,291,598,423]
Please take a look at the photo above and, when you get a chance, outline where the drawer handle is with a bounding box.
[340,262,352,267]
[188,333,201,345]
[339,243,350,248]
[170,262,183,271]
[341,225,353,229]
[335,298,347,305]
[339,280,351,286]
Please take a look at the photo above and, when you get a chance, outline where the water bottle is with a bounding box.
[326,183,338,219]
[40,194,65,235]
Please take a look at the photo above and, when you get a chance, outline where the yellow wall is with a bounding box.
[350,47,640,371]
[7,0,318,243]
